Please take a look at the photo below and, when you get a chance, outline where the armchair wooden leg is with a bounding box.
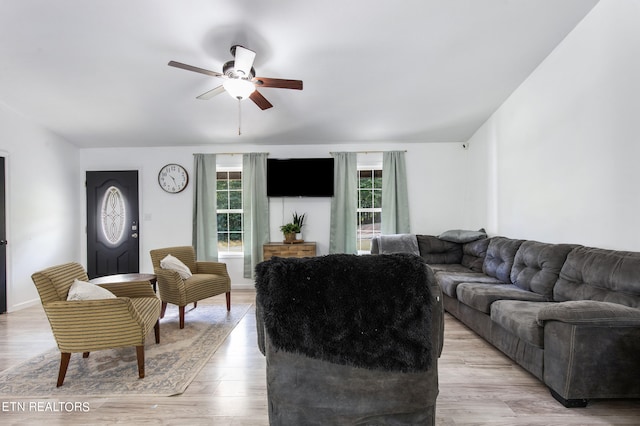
[160,302,167,319]
[226,291,231,311]
[82,352,90,358]
[57,352,71,387]
[179,305,185,329]
[136,346,145,379]
[154,320,160,344]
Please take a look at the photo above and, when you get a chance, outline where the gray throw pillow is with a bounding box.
[439,228,487,243]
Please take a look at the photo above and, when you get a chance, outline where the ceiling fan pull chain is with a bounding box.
[238,99,242,135]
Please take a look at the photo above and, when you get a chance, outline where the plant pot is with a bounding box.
[284,232,297,243]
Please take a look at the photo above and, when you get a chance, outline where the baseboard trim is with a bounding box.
[8,297,41,313]
[231,283,256,291]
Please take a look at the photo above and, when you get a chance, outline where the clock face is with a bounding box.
[158,163,189,193]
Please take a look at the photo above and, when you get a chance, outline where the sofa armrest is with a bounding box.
[154,268,187,305]
[431,283,444,358]
[255,298,266,356]
[154,268,184,284]
[537,300,640,327]
[195,261,229,276]
[426,265,444,358]
[44,298,145,352]
[542,307,640,403]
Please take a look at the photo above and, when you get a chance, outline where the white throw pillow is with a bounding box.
[160,254,193,279]
[67,279,117,301]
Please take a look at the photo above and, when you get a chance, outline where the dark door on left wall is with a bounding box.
[0,157,6,313]
[86,171,140,279]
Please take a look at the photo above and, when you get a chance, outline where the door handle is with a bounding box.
[0,240,7,246]
[131,233,138,239]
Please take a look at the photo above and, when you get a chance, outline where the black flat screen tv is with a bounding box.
[267,158,334,197]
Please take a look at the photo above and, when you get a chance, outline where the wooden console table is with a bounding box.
[263,242,316,260]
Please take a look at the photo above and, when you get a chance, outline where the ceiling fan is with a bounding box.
[168,45,303,110]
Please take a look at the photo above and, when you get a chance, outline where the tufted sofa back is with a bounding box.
[461,238,491,272]
[554,246,640,308]
[416,235,462,264]
[482,237,524,283]
[510,241,578,300]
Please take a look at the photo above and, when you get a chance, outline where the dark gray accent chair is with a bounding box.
[255,253,442,425]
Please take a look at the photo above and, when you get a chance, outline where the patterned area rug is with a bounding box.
[0,303,251,397]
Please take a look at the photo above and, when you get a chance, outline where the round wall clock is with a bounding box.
[158,163,189,193]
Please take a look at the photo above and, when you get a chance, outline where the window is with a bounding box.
[216,169,243,254]
[357,168,382,253]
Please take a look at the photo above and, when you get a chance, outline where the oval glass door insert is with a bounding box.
[101,186,127,245]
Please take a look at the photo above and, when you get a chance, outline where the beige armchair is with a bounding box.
[31,262,161,387]
[150,246,231,329]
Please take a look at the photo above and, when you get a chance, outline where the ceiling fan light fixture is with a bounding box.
[223,78,255,100]
[169,46,301,112]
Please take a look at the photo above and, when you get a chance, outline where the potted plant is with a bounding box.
[280,212,306,243]
[280,223,300,243]
[292,212,305,240]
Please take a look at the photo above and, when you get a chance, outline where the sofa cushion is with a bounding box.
[482,237,524,283]
[491,300,556,348]
[461,237,491,272]
[160,254,193,279]
[416,235,462,264]
[67,279,117,301]
[510,241,577,299]
[429,264,475,274]
[436,272,502,298]
[456,283,546,314]
[555,246,640,308]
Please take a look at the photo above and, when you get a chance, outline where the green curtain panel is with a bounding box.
[243,153,270,278]
[192,153,219,260]
[329,152,357,254]
[382,150,410,234]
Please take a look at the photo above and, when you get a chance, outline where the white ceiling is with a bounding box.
[0,0,599,148]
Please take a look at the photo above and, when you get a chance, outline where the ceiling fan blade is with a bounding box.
[196,85,225,100]
[168,60,223,78]
[232,45,256,78]
[250,90,273,110]
[253,77,303,90]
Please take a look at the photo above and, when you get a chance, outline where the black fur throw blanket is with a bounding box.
[255,253,433,372]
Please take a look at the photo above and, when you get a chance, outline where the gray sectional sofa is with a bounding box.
[372,233,640,407]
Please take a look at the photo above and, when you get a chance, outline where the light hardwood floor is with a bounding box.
[1,289,639,425]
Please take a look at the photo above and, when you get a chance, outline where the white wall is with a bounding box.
[8,0,636,308]
[466,0,640,251]
[80,141,469,287]
[0,103,81,311]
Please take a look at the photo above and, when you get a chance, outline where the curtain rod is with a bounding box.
[193,152,269,156]
[329,150,407,154]
[196,150,405,155]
